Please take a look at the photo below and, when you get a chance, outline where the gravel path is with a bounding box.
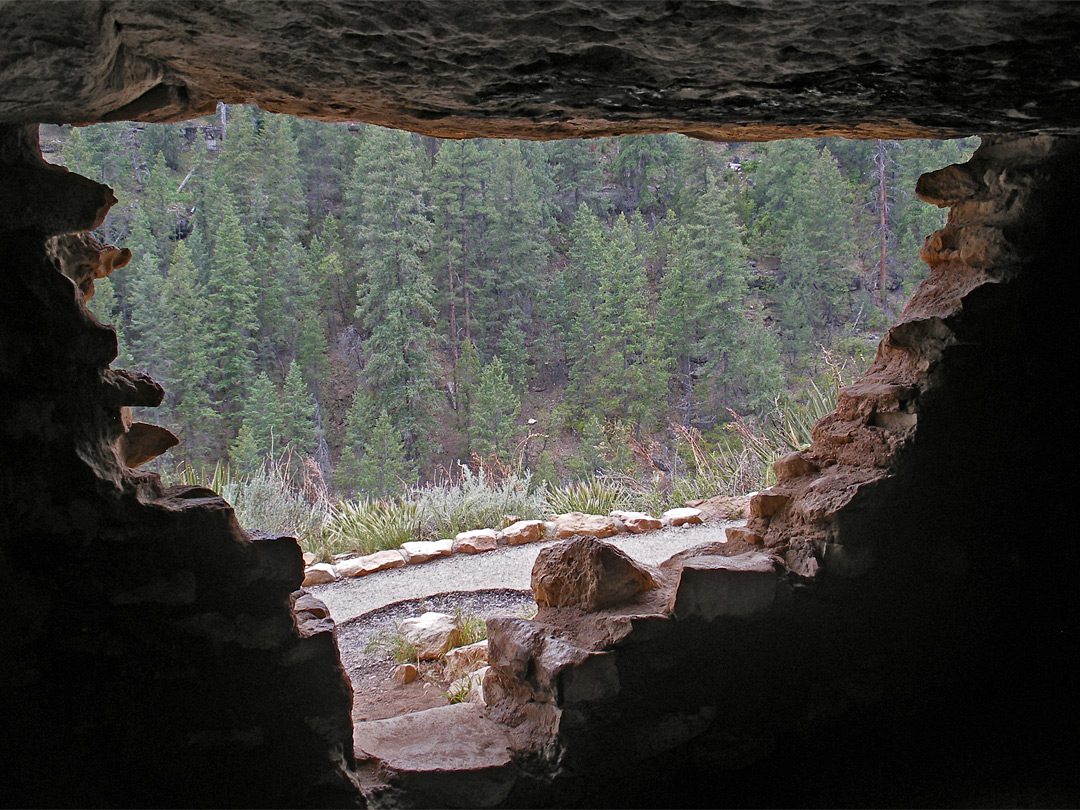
[309,519,743,624]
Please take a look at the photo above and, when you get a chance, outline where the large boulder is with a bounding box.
[667,552,781,621]
[532,536,658,612]
[399,612,461,660]
[353,703,516,808]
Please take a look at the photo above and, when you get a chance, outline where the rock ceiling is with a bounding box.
[3,1,1080,140]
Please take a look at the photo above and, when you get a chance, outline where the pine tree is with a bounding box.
[430,139,488,357]
[358,410,416,498]
[233,371,285,469]
[558,203,607,418]
[335,388,374,494]
[473,141,549,365]
[453,338,483,449]
[594,214,663,428]
[350,127,438,460]
[156,242,216,463]
[468,356,521,463]
[206,187,258,436]
[279,361,319,458]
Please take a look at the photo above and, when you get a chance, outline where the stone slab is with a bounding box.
[336,550,407,578]
[354,703,516,807]
[668,552,779,621]
[401,538,454,564]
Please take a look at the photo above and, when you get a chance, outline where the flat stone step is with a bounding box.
[354,703,516,808]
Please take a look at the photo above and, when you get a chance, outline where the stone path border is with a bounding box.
[302,507,709,587]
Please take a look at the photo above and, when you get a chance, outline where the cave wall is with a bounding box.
[3,2,1080,807]
[0,124,360,808]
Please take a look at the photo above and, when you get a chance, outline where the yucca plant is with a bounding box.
[543,476,629,516]
[325,497,427,555]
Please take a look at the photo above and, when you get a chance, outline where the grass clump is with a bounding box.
[364,623,420,664]
[452,606,488,647]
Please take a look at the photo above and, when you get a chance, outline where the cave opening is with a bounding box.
[4,3,1080,807]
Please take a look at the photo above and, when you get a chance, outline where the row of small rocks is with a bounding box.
[302,507,706,587]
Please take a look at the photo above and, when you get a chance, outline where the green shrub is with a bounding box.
[414,465,545,538]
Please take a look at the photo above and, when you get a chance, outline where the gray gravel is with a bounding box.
[309,519,742,624]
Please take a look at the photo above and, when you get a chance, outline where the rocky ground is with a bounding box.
[310,498,753,725]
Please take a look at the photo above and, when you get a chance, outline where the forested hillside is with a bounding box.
[43,108,977,495]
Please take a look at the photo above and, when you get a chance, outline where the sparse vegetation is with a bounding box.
[452,606,488,647]
[364,623,420,664]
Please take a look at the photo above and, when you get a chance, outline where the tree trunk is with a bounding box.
[875,139,889,308]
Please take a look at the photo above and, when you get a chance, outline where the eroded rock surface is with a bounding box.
[0,125,360,808]
[532,536,659,611]
[5,2,1080,142]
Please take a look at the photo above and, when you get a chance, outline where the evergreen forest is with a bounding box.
[45,108,978,503]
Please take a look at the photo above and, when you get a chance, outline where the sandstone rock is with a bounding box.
[401,538,453,564]
[552,512,619,540]
[724,526,764,547]
[532,536,658,611]
[749,489,791,519]
[444,639,489,682]
[293,592,330,619]
[612,511,663,534]
[470,666,490,704]
[292,591,335,637]
[302,563,339,586]
[117,421,179,467]
[667,552,781,621]
[662,507,703,527]
[500,519,545,546]
[454,528,499,554]
[393,663,419,684]
[353,703,515,808]
[302,551,317,567]
[336,550,407,578]
[773,451,818,482]
[400,612,461,660]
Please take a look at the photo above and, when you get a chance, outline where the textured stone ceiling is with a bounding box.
[3,1,1080,139]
